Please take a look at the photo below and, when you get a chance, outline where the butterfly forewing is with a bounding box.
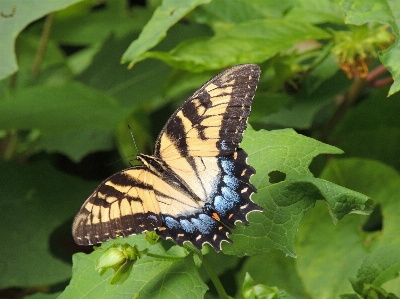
[155,64,260,159]
[73,168,162,245]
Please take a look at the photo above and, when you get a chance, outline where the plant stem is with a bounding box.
[182,244,229,298]
[199,254,230,299]
[3,130,18,160]
[31,13,54,76]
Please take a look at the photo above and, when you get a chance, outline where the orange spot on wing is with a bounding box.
[212,212,220,221]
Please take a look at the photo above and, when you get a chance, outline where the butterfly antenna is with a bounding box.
[128,125,139,157]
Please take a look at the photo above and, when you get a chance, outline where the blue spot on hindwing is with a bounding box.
[180,219,195,233]
[191,218,212,234]
[198,213,215,226]
[221,158,234,174]
[214,186,240,215]
[223,174,238,189]
[221,186,240,204]
[165,216,179,229]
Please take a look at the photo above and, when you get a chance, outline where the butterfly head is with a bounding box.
[137,154,164,173]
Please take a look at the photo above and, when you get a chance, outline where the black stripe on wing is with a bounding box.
[154,64,260,158]
[72,168,162,245]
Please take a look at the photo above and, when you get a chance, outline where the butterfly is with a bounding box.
[72,64,262,252]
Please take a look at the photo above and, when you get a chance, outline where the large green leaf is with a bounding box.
[286,0,344,24]
[26,293,62,299]
[296,158,400,298]
[0,160,98,288]
[121,0,211,67]
[141,19,331,72]
[0,0,81,80]
[49,0,151,45]
[337,0,400,96]
[59,237,208,299]
[190,0,289,25]
[0,81,132,162]
[221,128,371,257]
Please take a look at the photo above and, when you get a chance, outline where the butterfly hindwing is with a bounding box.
[156,149,258,251]
[72,64,262,251]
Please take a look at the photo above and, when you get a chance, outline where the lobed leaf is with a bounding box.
[296,158,400,298]
[221,128,371,257]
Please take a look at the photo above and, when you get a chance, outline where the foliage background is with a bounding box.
[0,0,400,298]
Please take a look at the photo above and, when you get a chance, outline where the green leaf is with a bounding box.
[221,128,371,257]
[296,158,400,298]
[76,34,172,109]
[242,272,295,299]
[25,293,62,299]
[286,0,344,24]
[190,0,287,25]
[330,87,400,172]
[257,70,349,129]
[59,236,207,299]
[0,159,97,288]
[141,19,331,72]
[0,81,132,161]
[352,245,400,289]
[11,32,71,88]
[49,1,151,45]
[237,250,308,299]
[0,0,81,80]
[336,0,400,96]
[121,0,211,67]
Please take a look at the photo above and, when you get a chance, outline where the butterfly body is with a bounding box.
[73,64,262,251]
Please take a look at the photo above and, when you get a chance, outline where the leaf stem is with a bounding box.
[200,254,230,299]
[31,13,54,76]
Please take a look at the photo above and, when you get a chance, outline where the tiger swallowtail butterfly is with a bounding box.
[72,64,262,252]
